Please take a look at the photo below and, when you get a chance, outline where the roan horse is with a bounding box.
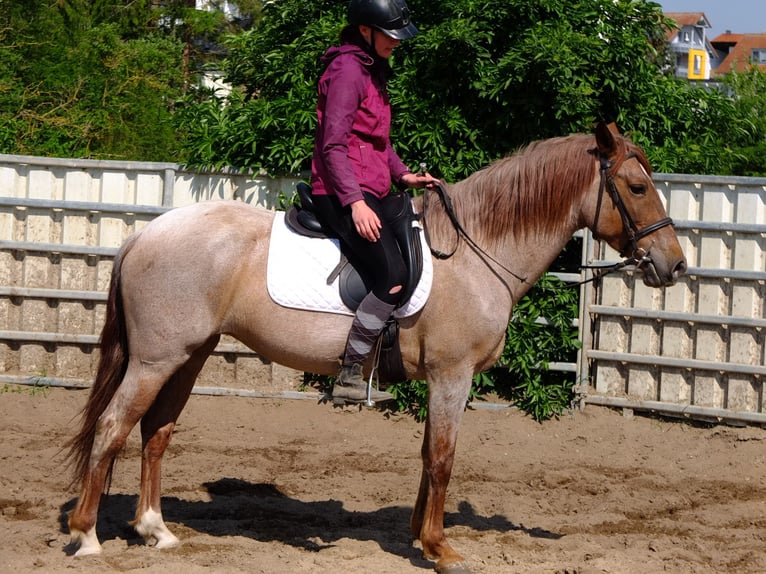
[66,122,686,573]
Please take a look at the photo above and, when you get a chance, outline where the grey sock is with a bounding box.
[343,293,395,366]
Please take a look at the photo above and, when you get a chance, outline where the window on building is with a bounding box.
[694,54,702,75]
[751,49,766,63]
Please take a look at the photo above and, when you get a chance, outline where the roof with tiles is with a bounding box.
[664,12,711,41]
[711,33,766,74]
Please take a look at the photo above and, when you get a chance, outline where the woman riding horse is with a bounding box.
[310,0,438,404]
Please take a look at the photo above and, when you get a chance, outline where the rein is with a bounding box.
[420,150,674,289]
[421,180,528,284]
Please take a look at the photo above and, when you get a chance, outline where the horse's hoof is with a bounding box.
[69,527,102,557]
[154,535,180,549]
[436,560,472,574]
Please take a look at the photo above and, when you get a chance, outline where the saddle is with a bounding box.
[284,182,425,383]
[285,182,424,312]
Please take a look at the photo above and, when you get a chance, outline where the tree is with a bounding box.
[0,0,262,161]
[721,66,766,177]
[176,0,766,179]
[0,0,185,159]
[174,0,341,172]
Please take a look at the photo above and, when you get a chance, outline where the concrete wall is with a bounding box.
[0,154,304,396]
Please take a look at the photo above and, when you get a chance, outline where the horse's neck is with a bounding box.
[464,230,573,305]
[446,181,579,293]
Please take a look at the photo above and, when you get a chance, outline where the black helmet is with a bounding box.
[347,0,418,40]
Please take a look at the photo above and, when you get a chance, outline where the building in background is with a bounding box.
[711,33,766,75]
[664,12,719,80]
[665,11,766,80]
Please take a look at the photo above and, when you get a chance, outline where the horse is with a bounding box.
[65,122,686,573]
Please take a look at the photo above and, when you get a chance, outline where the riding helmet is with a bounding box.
[347,0,419,40]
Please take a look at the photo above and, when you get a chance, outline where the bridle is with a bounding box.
[586,150,674,281]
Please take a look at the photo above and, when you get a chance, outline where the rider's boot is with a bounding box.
[332,363,395,405]
[331,292,396,405]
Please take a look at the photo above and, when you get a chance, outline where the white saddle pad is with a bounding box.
[267,211,432,317]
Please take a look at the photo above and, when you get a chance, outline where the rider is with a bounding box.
[310,0,437,404]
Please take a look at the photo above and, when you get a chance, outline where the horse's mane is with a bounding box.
[422,132,650,250]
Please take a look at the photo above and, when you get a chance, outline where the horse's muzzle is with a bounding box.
[639,254,687,287]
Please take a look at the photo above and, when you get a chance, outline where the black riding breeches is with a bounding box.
[312,192,407,305]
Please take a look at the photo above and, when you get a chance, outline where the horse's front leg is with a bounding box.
[411,373,473,574]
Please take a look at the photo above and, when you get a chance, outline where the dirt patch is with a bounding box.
[1,387,765,573]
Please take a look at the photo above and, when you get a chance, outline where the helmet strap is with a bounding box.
[370,28,378,55]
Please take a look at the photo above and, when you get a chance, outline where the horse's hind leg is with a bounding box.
[69,360,181,556]
[133,336,219,549]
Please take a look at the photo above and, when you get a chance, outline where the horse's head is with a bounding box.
[588,122,687,287]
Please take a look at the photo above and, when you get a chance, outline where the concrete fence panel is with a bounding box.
[586,174,766,424]
[2,155,765,423]
[0,154,304,396]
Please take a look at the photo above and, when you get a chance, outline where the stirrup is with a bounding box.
[332,364,395,406]
[331,388,395,406]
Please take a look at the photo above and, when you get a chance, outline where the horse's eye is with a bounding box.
[629,184,646,196]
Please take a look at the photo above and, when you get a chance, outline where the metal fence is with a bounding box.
[582,174,766,425]
[1,154,764,424]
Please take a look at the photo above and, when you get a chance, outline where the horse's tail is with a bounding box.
[65,233,138,490]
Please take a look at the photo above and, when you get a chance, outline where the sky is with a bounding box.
[656,0,765,37]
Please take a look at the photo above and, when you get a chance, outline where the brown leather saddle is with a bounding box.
[284,182,424,383]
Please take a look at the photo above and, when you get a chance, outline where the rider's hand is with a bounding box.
[350,200,381,242]
[401,171,439,190]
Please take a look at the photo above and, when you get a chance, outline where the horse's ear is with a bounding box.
[595,120,619,156]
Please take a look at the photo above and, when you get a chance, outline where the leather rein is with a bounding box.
[420,150,674,287]
[421,179,529,283]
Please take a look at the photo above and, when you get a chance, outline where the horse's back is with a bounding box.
[142,200,273,237]
[131,201,274,266]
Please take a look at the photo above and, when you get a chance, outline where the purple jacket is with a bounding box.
[310,43,411,207]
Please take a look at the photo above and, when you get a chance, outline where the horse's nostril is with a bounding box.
[673,259,687,277]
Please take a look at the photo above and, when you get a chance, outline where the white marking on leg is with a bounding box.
[134,508,180,549]
[71,526,102,557]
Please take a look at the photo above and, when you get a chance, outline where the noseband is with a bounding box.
[592,151,674,266]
